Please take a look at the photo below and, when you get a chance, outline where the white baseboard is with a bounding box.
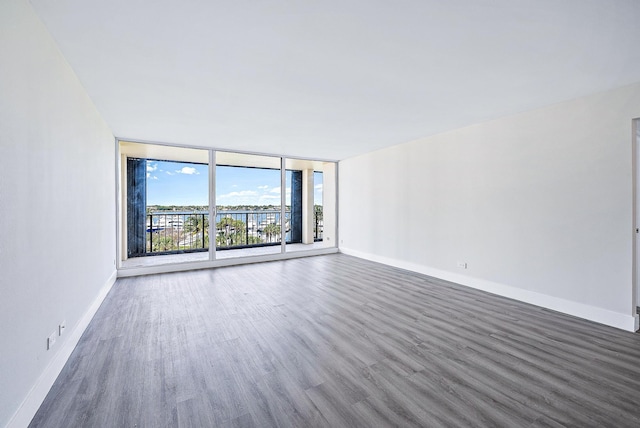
[7,270,118,428]
[340,247,638,333]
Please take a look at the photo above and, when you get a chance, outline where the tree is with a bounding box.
[263,223,281,243]
[314,205,323,239]
[216,217,247,247]
[151,234,175,252]
[184,214,209,248]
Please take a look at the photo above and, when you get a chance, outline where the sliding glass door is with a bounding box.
[119,141,210,268]
[215,152,282,259]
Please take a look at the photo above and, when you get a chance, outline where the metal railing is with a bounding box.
[146,212,209,254]
[145,208,323,255]
[314,208,323,241]
[215,210,289,250]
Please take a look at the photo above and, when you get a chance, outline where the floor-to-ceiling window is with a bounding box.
[145,159,209,254]
[118,141,337,270]
[215,151,283,259]
[119,141,210,268]
[284,158,336,253]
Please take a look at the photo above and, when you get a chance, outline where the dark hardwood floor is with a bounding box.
[30,254,640,427]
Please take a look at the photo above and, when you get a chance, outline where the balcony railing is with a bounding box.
[216,210,289,250]
[314,209,323,242]
[146,212,208,254]
[145,209,324,255]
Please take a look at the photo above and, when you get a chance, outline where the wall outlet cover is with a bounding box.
[47,331,57,350]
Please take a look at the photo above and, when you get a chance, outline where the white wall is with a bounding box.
[0,1,116,426]
[636,120,640,310]
[340,82,640,331]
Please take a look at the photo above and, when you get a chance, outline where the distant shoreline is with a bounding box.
[146,204,321,213]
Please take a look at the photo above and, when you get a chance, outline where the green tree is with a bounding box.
[151,234,175,252]
[184,214,209,248]
[263,223,281,243]
[216,217,247,247]
[247,235,262,245]
[314,205,323,239]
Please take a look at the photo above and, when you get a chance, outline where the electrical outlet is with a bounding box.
[47,331,57,350]
[59,321,66,336]
[457,261,467,269]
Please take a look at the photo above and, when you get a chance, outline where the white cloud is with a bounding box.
[147,163,157,172]
[218,190,258,199]
[176,166,199,175]
[269,186,291,195]
[150,175,158,180]
[258,185,269,190]
[165,171,175,176]
[314,184,323,191]
[259,194,280,200]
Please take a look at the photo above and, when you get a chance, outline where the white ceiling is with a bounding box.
[29,0,640,160]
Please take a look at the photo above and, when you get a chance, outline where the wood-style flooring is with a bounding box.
[30,254,640,427]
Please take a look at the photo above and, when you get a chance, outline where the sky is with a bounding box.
[146,160,323,206]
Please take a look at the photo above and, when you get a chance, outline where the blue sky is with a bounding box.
[146,160,323,206]
[146,160,208,205]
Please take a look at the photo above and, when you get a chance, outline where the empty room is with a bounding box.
[3,0,640,427]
